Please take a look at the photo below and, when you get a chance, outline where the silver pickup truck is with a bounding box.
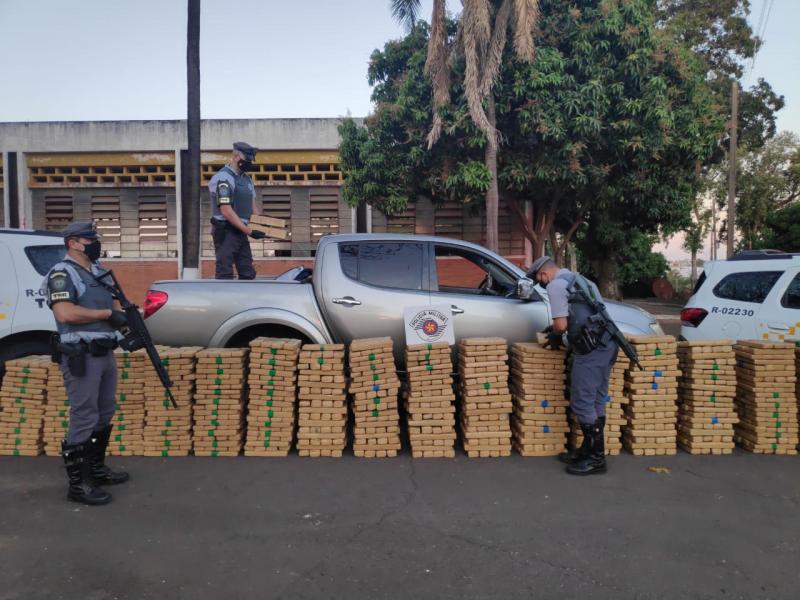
[145,234,663,351]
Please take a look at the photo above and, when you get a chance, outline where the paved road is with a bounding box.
[2,452,798,599]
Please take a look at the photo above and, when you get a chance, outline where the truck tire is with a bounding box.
[0,338,52,380]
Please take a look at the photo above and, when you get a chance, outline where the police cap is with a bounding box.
[526,255,553,278]
[62,222,99,240]
[233,141,257,160]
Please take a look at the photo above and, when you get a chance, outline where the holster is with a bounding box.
[50,333,62,364]
[210,218,228,242]
[573,315,612,354]
[56,342,87,377]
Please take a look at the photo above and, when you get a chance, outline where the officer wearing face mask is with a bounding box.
[208,141,265,279]
[43,222,130,505]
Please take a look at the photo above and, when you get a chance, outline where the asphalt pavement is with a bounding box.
[2,452,799,599]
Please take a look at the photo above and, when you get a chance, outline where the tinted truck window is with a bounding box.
[712,271,782,304]
[781,273,800,309]
[25,245,66,276]
[339,242,424,290]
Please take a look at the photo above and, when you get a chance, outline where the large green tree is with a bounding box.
[341,0,723,297]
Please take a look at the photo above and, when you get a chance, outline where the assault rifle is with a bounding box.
[94,269,177,408]
[572,274,643,371]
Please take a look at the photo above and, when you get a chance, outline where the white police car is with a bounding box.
[680,250,800,344]
[0,229,66,372]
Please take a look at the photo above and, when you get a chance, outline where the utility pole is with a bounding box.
[183,0,201,278]
[726,80,738,259]
[710,195,717,260]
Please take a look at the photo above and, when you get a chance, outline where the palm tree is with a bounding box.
[391,0,540,252]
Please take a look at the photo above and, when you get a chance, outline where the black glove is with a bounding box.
[108,309,128,329]
[541,325,554,334]
[543,331,564,350]
[249,229,266,240]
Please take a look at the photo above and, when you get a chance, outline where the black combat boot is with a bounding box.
[62,440,112,505]
[89,424,130,485]
[566,419,607,476]
[559,415,605,464]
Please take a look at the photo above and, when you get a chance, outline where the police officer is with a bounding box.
[44,222,130,505]
[528,256,619,476]
[209,141,266,279]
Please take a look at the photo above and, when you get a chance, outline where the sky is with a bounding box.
[1,0,797,260]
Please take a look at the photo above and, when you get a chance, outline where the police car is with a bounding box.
[0,229,65,372]
[680,250,800,344]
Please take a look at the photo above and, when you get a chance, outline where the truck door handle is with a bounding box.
[451,305,464,315]
[767,322,788,331]
[332,296,362,307]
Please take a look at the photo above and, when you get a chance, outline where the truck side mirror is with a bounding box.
[516,277,535,301]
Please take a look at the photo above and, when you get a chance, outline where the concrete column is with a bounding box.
[174,148,184,276]
[2,152,9,227]
[366,204,373,233]
[351,206,357,233]
[16,153,33,229]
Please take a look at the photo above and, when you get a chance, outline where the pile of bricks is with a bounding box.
[677,340,737,455]
[245,338,300,457]
[296,344,347,457]
[733,341,798,455]
[110,349,146,457]
[796,344,800,452]
[349,337,401,458]
[143,347,200,457]
[404,341,456,458]
[0,356,48,456]
[510,343,568,456]
[44,362,69,456]
[622,336,679,456]
[458,338,512,458]
[193,348,247,457]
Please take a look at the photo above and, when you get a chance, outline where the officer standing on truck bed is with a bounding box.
[528,256,620,476]
[209,141,266,279]
[44,222,131,505]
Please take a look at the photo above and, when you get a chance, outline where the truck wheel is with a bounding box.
[0,338,52,380]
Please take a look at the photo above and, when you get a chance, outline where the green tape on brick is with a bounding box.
[368,353,375,361]
[270,348,277,355]
[215,356,223,364]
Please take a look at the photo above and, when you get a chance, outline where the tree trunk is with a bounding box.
[593,254,621,300]
[568,242,577,271]
[690,249,697,285]
[484,95,499,253]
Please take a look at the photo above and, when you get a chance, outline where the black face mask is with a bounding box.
[238,155,256,173]
[83,240,102,261]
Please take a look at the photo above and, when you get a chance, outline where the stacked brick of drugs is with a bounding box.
[109,349,147,456]
[349,337,401,458]
[43,362,70,456]
[510,343,568,456]
[733,340,798,455]
[193,348,247,457]
[0,356,49,456]
[677,340,737,455]
[245,338,300,457]
[296,344,347,457]
[796,344,800,452]
[458,337,512,458]
[143,347,201,457]
[622,336,679,456]
[568,353,628,455]
[404,342,456,458]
